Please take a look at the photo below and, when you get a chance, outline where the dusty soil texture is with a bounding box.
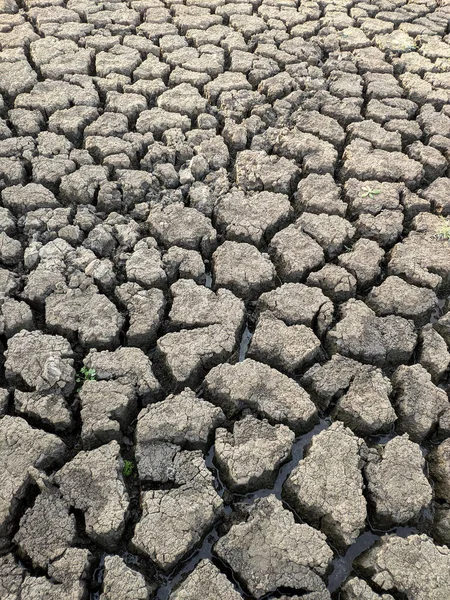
[0,0,450,598]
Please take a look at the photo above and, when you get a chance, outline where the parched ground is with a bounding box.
[0,0,450,598]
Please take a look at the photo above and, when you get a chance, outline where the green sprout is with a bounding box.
[436,217,450,241]
[360,186,381,200]
[402,41,417,53]
[76,366,97,391]
[123,460,134,477]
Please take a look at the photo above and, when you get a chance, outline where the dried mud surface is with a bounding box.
[0,0,450,598]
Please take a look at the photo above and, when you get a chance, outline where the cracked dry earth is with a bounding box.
[1,0,450,599]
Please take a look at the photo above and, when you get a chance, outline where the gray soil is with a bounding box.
[0,0,449,599]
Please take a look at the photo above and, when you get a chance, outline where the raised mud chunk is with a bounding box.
[131,452,223,571]
[433,505,450,547]
[125,238,166,289]
[1,183,60,215]
[364,435,432,528]
[0,554,26,599]
[100,555,155,600]
[295,212,355,259]
[332,366,395,436]
[306,264,357,303]
[248,311,322,375]
[45,288,124,350]
[388,222,450,293]
[341,139,423,188]
[292,110,345,150]
[215,415,294,492]
[157,83,207,118]
[53,441,129,550]
[0,298,33,338]
[279,593,332,600]
[418,324,450,384]
[135,388,225,481]
[0,388,9,416]
[356,534,450,599]
[269,225,325,282]
[434,309,450,346]
[212,240,276,300]
[5,330,75,395]
[302,354,364,412]
[59,165,108,205]
[167,278,244,330]
[169,559,243,600]
[428,438,450,503]
[341,576,394,600]
[295,173,346,217]
[14,547,94,600]
[79,380,137,449]
[162,246,205,284]
[0,416,66,545]
[256,128,337,176]
[136,388,224,451]
[13,487,76,569]
[213,189,292,247]
[347,120,402,152]
[116,283,165,348]
[391,364,448,442]
[344,179,402,218]
[256,282,334,336]
[148,203,217,257]
[338,239,385,289]
[14,389,73,432]
[354,209,404,248]
[366,275,437,326]
[215,495,333,599]
[326,299,417,368]
[235,149,300,195]
[157,324,242,390]
[204,359,318,433]
[284,422,367,549]
[83,347,162,404]
[156,281,245,389]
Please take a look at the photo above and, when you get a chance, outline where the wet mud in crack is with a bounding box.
[1,0,450,598]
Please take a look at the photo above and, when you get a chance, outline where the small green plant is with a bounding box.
[76,366,97,391]
[401,41,418,53]
[436,217,450,241]
[123,460,134,477]
[360,186,381,200]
